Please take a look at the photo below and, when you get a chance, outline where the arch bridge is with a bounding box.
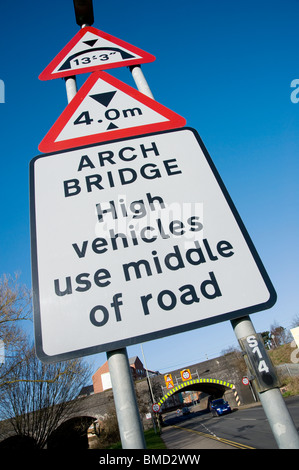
[158,377,237,407]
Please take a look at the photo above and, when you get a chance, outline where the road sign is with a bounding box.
[180,369,191,381]
[30,128,276,363]
[166,382,174,390]
[38,71,186,153]
[39,26,155,80]
[164,374,174,389]
[242,377,250,386]
[164,374,173,383]
[152,403,161,413]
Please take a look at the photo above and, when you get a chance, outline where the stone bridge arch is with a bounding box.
[47,415,95,449]
[158,377,239,407]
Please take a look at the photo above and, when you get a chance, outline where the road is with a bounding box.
[161,396,299,449]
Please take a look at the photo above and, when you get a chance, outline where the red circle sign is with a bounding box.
[242,377,249,385]
[181,369,191,380]
[152,403,161,413]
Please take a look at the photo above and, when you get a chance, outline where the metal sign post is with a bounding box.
[231,316,299,449]
[62,14,146,450]
[107,348,146,449]
[130,64,155,99]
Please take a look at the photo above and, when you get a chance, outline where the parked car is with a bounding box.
[182,406,191,415]
[210,399,231,417]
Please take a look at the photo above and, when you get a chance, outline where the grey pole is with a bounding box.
[231,315,299,449]
[102,66,154,451]
[130,65,154,98]
[64,19,90,104]
[107,348,146,449]
[64,2,145,450]
[64,76,77,103]
[102,62,152,452]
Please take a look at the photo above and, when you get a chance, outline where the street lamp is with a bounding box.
[73,0,94,26]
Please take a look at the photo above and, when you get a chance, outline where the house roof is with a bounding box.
[129,356,139,365]
[78,384,94,397]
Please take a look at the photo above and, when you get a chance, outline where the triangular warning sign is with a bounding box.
[39,26,156,80]
[38,72,186,152]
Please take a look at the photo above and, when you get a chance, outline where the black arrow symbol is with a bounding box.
[90,91,119,130]
[107,122,118,130]
[90,91,116,107]
[83,39,98,47]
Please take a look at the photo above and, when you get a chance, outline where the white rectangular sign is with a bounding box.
[30,128,276,362]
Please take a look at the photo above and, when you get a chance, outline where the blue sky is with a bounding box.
[1,0,299,377]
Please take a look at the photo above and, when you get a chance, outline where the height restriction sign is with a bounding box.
[38,72,185,153]
[39,26,155,80]
[30,128,276,363]
[181,369,191,381]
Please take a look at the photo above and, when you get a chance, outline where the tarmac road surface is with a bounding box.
[160,396,299,450]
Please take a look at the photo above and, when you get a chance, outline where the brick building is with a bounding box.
[92,356,151,394]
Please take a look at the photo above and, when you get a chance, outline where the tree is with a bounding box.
[220,346,247,375]
[89,407,120,449]
[0,273,32,398]
[290,315,299,329]
[0,342,92,449]
[261,331,272,349]
[0,273,32,324]
[0,273,92,448]
[270,322,290,347]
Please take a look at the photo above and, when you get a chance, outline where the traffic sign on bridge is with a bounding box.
[39,26,156,80]
[30,128,276,362]
[164,374,174,390]
[181,369,192,381]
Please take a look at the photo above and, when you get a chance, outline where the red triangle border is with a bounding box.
[39,26,156,81]
[38,72,186,153]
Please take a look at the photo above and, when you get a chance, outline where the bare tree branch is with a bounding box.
[0,343,92,448]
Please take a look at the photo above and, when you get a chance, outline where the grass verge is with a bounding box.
[109,428,167,449]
